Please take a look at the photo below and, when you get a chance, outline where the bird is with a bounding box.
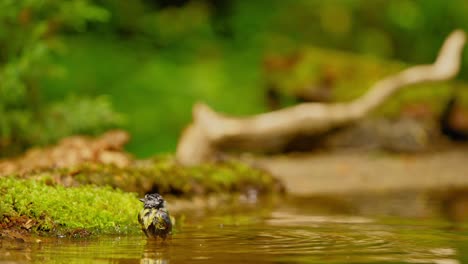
[138,193,173,240]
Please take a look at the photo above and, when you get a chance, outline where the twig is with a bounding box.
[176,30,466,165]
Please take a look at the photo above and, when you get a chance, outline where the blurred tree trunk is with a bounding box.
[176,30,466,166]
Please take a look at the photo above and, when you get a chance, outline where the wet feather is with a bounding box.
[138,193,172,239]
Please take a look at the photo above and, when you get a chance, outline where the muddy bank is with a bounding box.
[256,147,468,196]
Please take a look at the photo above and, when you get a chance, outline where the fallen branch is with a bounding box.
[176,30,466,166]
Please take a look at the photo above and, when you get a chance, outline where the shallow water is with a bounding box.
[2,192,468,264]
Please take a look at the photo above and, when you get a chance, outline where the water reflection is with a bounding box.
[1,191,468,263]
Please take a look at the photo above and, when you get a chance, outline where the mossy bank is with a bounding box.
[0,156,281,239]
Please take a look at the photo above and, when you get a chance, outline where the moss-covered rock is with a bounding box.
[0,177,140,237]
[0,155,282,238]
[23,155,281,196]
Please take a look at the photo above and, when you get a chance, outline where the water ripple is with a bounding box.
[1,207,465,264]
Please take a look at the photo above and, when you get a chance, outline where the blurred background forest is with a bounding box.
[2,0,468,158]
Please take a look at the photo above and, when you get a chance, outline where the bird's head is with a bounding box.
[139,193,165,209]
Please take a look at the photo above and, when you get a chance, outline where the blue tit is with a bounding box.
[138,193,172,240]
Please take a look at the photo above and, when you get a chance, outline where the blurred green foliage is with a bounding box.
[0,0,121,157]
[261,0,468,63]
[2,0,468,157]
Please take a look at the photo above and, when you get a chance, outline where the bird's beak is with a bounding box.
[139,198,145,203]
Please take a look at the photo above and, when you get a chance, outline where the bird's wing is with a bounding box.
[138,210,144,225]
[141,209,158,230]
[154,210,172,231]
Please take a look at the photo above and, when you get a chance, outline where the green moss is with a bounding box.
[0,177,141,235]
[24,155,280,197]
[0,155,280,236]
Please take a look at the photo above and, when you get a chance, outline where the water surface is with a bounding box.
[2,192,468,263]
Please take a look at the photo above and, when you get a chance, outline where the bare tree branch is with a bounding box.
[176,30,466,166]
